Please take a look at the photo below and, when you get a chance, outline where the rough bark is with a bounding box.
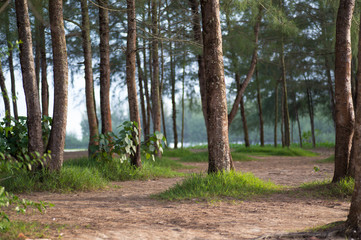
[228,6,262,126]
[98,0,112,134]
[256,66,264,146]
[151,0,161,156]
[126,0,141,168]
[333,0,355,183]
[189,0,207,125]
[47,0,68,171]
[15,0,43,154]
[81,0,99,156]
[0,62,11,124]
[200,0,231,173]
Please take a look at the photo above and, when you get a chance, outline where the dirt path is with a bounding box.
[12,149,350,240]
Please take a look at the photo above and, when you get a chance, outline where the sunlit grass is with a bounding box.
[155,171,282,200]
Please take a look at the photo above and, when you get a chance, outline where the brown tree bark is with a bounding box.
[0,62,11,124]
[47,0,68,171]
[98,0,112,134]
[256,66,264,146]
[151,0,161,156]
[39,22,49,117]
[15,0,43,154]
[170,41,178,149]
[280,40,290,148]
[346,3,361,235]
[5,7,18,120]
[293,95,303,148]
[200,0,231,173]
[160,41,167,142]
[333,0,355,183]
[136,49,147,142]
[126,0,141,167]
[228,6,262,126]
[240,94,250,147]
[181,52,185,149]
[81,0,99,156]
[189,0,207,124]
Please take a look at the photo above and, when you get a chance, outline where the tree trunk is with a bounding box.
[346,3,361,235]
[15,0,43,154]
[126,0,141,168]
[280,41,290,148]
[47,0,68,171]
[333,0,355,183]
[306,87,316,148]
[181,59,185,149]
[274,81,279,147]
[170,41,178,149]
[200,0,231,173]
[81,0,99,157]
[160,41,167,142]
[228,6,262,126]
[39,22,49,117]
[281,85,285,147]
[256,66,264,146]
[189,0,207,125]
[151,0,161,156]
[294,96,303,148]
[240,94,250,147]
[0,62,11,124]
[136,48,147,141]
[98,0,112,134]
[5,8,18,120]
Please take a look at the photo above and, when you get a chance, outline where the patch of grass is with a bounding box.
[188,144,208,149]
[155,171,282,200]
[316,155,334,163]
[1,156,189,193]
[235,145,318,157]
[162,148,192,158]
[231,152,257,161]
[306,221,345,233]
[297,177,354,199]
[0,221,65,240]
[178,151,256,163]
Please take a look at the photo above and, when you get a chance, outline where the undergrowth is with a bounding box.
[316,155,334,163]
[1,156,187,193]
[234,145,317,157]
[296,177,354,199]
[155,171,282,200]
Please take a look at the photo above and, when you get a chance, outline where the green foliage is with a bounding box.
[298,178,354,199]
[234,145,318,157]
[156,171,282,200]
[0,116,52,158]
[92,121,167,163]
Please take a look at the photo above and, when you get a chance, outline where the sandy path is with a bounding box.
[9,149,349,240]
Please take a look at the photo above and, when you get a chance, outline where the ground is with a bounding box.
[8,148,350,239]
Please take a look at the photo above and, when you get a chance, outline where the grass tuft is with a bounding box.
[298,177,354,199]
[235,145,318,157]
[316,155,334,163]
[155,171,282,200]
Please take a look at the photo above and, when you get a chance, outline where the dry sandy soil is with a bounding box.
[7,148,351,240]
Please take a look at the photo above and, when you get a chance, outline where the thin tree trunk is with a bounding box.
[47,0,68,171]
[325,56,336,126]
[136,48,147,141]
[228,6,262,126]
[189,0,207,125]
[274,81,279,147]
[306,87,316,148]
[142,23,151,140]
[240,95,250,147]
[181,57,185,149]
[151,0,161,157]
[333,0,355,183]
[39,22,49,117]
[160,41,167,141]
[34,17,41,92]
[280,40,290,147]
[201,0,231,173]
[294,96,303,148]
[0,62,11,125]
[98,0,112,134]
[81,0,99,157]
[170,41,178,149]
[256,66,264,146]
[281,84,285,147]
[15,0,43,154]
[5,8,18,120]
[126,0,141,167]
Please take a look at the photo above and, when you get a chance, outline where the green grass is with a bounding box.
[291,142,335,149]
[1,156,188,193]
[0,221,65,240]
[178,151,256,162]
[296,177,354,199]
[155,171,282,200]
[316,155,334,163]
[162,148,192,158]
[234,145,318,157]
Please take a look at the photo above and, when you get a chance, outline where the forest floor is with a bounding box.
[11,148,350,240]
